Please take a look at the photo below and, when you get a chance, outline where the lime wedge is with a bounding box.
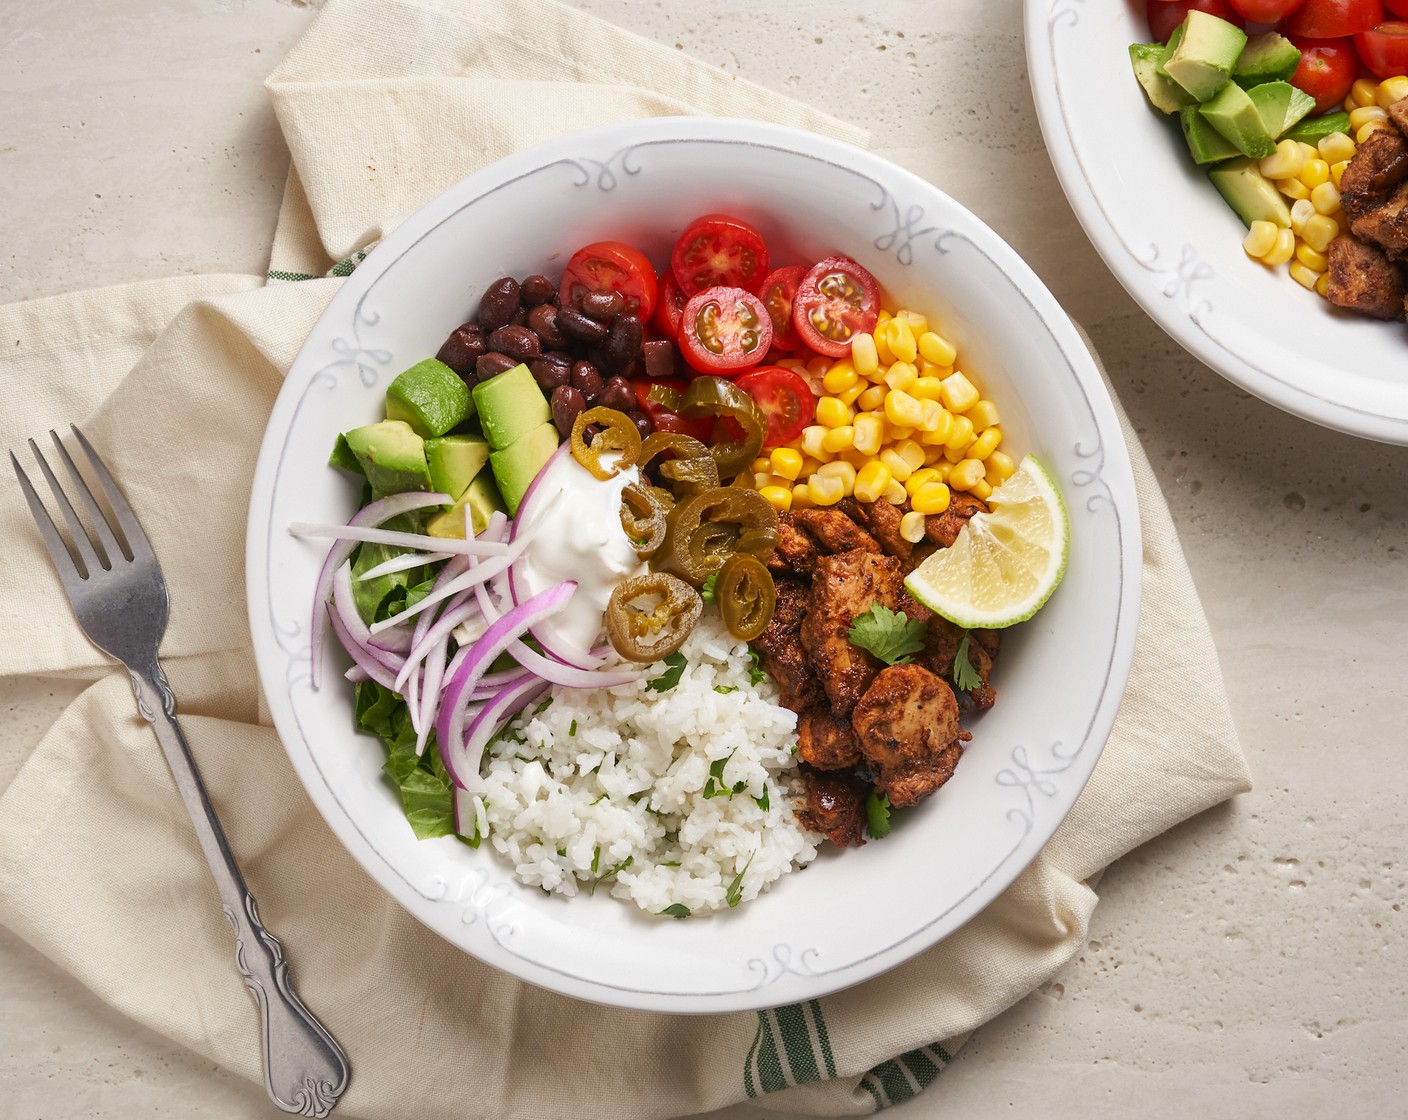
[903,455,1069,629]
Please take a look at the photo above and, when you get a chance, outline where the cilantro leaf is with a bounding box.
[726,852,756,908]
[700,572,720,604]
[714,684,738,694]
[953,632,984,693]
[660,903,692,920]
[865,790,892,839]
[646,651,688,692]
[848,604,927,666]
[746,646,767,687]
[754,785,770,812]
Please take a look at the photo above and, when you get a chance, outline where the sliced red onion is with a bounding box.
[415,635,450,757]
[453,787,488,841]
[459,676,552,794]
[397,594,482,693]
[327,601,401,691]
[435,582,577,786]
[367,626,415,655]
[369,533,532,635]
[331,564,405,675]
[405,665,422,735]
[355,549,454,581]
[290,521,509,557]
[306,490,451,690]
[345,666,370,683]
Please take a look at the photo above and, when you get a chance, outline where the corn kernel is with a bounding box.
[768,447,802,480]
[970,479,993,501]
[758,485,792,512]
[1350,105,1388,130]
[944,414,975,452]
[853,461,892,503]
[884,361,919,392]
[799,455,825,478]
[753,472,772,489]
[969,426,1003,461]
[911,376,946,400]
[905,467,941,496]
[821,425,855,454]
[822,363,858,394]
[1261,139,1307,179]
[789,484,816,510]
[985,461,1005,488]
[876,309,891,328]
[965,399,1001,431]
[1379,76,1408,108]
[949,458,987,491]
[808,474,844,506]
[815,396,854,428]
[879,448,914,483]
[919,360,954,380]
[1295,243,1328,272]
[1302,213,1340,253]
[838,382,866,407]
[899,510,927,544]
[1261,226,1297,267]
[1357,121,1390,144]
[895,439,926,472]
[816,459,856,492]
[943,442,968,464]
[873,329,894,366]
[1298,141,1319,161]
[882,318,919,363]
[1298,159,1330,190]
[1318,131,1357,164]
[1315,272,1331,298]
[1289,260,1320,290]
[853,413,884,456]
[857,384,887,411]
[895,309,929,335]
[1351,78,1379,108]
[924,444,947,467]
[1311,181,1341,215]
[918,330,957,366]
[801,425,829,459]
[987,450,1017,481]
[910,481,952,515]
[884,389,925,429]
[838,447,870,470]
[923,408,954,445]
[881,479,908,505]
[887,425,915,443]
[1331,159,1350,189]
[1289,199,1316,237]
[1244,219,1279,258]
[751,457,771,474]
[930,460,952,482]
[805,355,831,379]
[940,372,981,413]
[852,333,880,376]
[1276,177,1311,201]
[919,398,945,432]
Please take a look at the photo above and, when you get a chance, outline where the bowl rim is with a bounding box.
[246,115,1144,1012]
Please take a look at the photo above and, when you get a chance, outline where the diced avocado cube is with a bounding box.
[471,363,552,451]
[426,471,506,539]
[385,358,472,439]
[343,419,431,495]
[1208,156,1293,229]
[1162,10,1247,102]
[489,422,560,516]
[1200,81,1277,158]
[1284,110,1352,143]
[329,432,364,476]
[424,433,490,502]
[1180,106,1241,165]
[1248,81,1317,140]
[1130,42,1196,114]
[1234,32,1301,89]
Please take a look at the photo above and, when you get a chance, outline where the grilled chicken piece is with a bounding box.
[924,492,989,548]
[796,707,863,770]
[796,768,867,847]
[1340,127,1408,221]
[793,508,881,554]
[1351,180,1408,259]
[1326,235,1407,320]
[896,590,999,710]
[752,578,824,713]
[851,664,971,808]
[802,550,903,716]
[1390,96,1408,136]
[767,512,820,580]
[840,496,913,561]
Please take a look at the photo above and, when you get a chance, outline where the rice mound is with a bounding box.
[480,614,821,915]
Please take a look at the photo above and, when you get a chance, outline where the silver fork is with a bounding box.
[12,426,350,1118]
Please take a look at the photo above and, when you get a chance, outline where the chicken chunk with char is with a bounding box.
[850,664,971,808]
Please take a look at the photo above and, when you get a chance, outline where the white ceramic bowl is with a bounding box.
[246,117,1141,1013]
[1027,0,1408,444]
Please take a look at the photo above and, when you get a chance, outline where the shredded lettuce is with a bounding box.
[355,680,465,842]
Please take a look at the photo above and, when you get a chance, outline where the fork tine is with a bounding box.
[48,427,133,564]
[10,451,87,592]
[28,436,110,575]
[67,426,149,562]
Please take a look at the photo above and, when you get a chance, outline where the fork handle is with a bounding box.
[130,660,351,1118]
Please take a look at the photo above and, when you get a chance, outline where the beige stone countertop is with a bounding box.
[4,1,1407,1117]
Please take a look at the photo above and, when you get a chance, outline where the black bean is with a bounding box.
[579,289,625,320]
[435,322,487,378]
[520,274,555,306]
[570,360,603,401]
[475,351,517,381]
[525,303,567,349]
[598,375,635,413]
[487,324,541,362]
[602,313,643,371]
[551,385,587,438]
[641,339,676,380]
[529,356,571,392]
[478,277,521,331]
[557,306,610,342]
[628,410,653,439]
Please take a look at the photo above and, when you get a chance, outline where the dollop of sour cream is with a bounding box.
[513,455,646,652]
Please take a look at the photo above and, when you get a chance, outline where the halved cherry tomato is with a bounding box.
[791,257,881,359]
[651,268,688,339]
[1289,36,1358,111]
[1283,0,1383,37]
[1356,21,1408,76]
[678,286,773,374]
[735,366,815,449]
[559,240,658,320]
[756,265,808,351]
[671,214,771,295]
[1385,0,1408,17]
[1146,0,1245,41]
[631,379,716,441]
[1228,0,1308,19]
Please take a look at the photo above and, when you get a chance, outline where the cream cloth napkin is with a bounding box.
[0,1,1250,1116]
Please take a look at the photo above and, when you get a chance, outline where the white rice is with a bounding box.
[480,613,821,915]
